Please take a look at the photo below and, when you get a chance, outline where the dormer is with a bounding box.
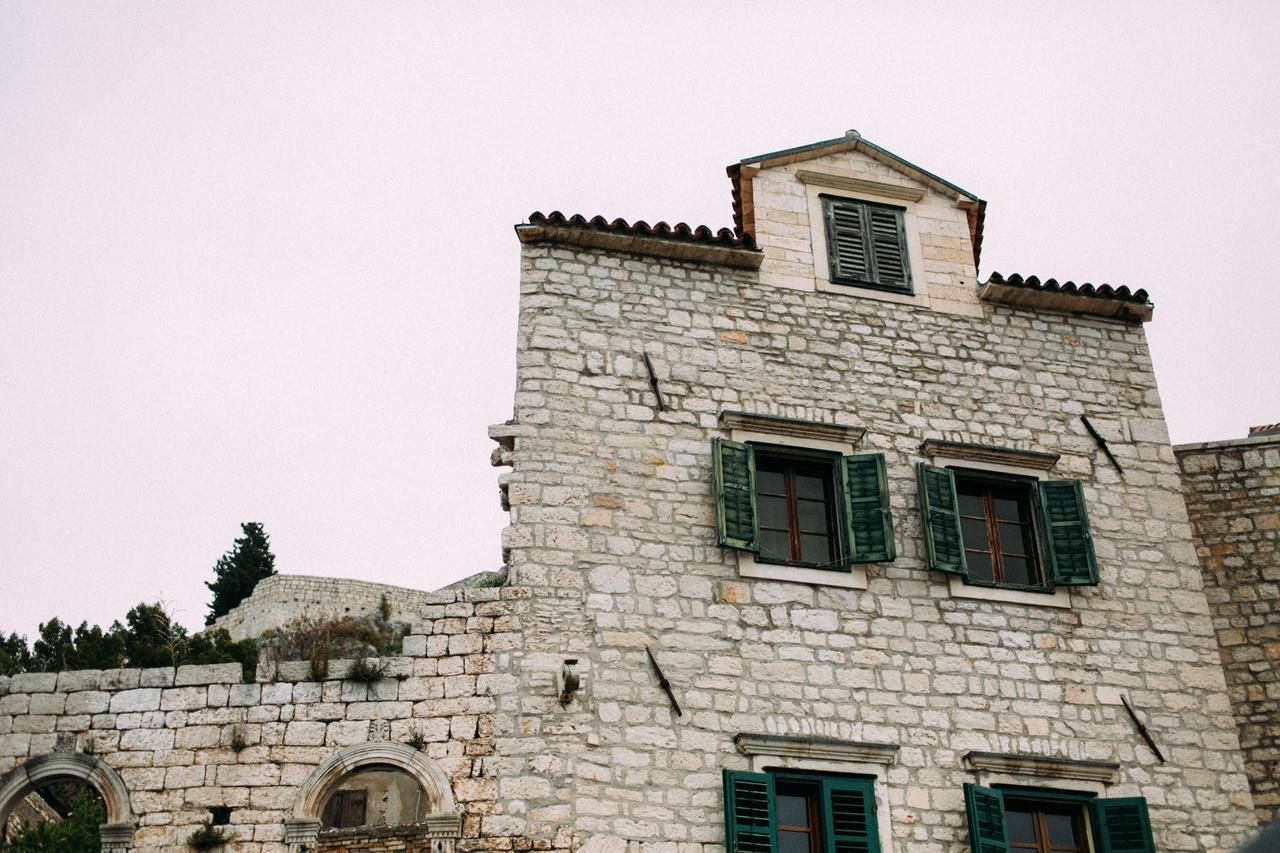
[727,130,987,315]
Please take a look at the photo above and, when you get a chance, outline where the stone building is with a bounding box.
[1176,425,1280,827]
[0,131,1272,851]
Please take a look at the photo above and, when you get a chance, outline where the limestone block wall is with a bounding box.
[0,587,530,852]
[1177,433,1280,824]
[493,237,1258,852]
[211,574,440,641]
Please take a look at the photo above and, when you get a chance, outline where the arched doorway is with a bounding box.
[0,753,135,852]
[285,743,460,851]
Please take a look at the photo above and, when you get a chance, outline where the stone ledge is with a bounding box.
[720,411,865,445]
[979,281,1153,323]
[962,751,1120,783]
[734,733,898,765]
[921,438,1060,471]
[516,224,764,269]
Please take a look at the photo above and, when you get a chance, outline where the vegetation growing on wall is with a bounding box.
[258,599,408,681]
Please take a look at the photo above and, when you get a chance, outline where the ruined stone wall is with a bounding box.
[211,574,441,642]
[492,234,1258,852]
[0,587,530,852]
[1176,433,1280,825]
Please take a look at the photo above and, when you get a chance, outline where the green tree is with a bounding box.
[122,602,188,668]
[4,789,104,852]
[70,621,127,670]
[31,619,74,672]
[0,631,31,675]
[205,522,277,625]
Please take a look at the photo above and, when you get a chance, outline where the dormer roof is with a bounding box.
[727,131,988,272]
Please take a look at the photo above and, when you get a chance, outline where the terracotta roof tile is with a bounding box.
[986,272,1151,305]
[527,211,756,251]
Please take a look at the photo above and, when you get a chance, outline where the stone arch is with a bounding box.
[284,742,460,851]
[0,752,135,852]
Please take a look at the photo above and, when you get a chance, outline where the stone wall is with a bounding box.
[0,587,529,852]
[211,574,442,641]
[1177,432,1280,825]
[492,187,1259,851]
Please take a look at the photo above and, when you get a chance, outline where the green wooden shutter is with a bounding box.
[713,438,758,552]
[866,206,910,290]
[963,784,1011,853]
[723,770,773,853]
[840,454,895,563]
[825,199,871,283]
[822,777,879,853]
[917,463,967,575]
[1038,480,1099,586]
[1090,797,1155,853]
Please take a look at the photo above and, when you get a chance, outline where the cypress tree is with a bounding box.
[205,522,277,625]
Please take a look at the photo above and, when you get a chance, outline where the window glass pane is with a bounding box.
[1003,556,1033,586]
[966,551,993,581]
[795,473,827,501]
[992,494,1023,521]
[998,522,1029,556]
[797,499,829,533]
[800,534,832,566]
[778,831,811,853]
[775,792,809,828]
[759,530,789,561]
[957,492,984,517]
[758,495,788,531]
[1005,807,1035,843]
[1045,810,1080,845]
[756,468,785,495]
[961,518,990,551]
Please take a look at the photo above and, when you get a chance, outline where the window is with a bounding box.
[917,464,1099,591]
[755,452,839,567]
[713,439,895,570]
[964,785,1156,853]
[321,789,367,829]
[955,473,1045,590]
[724,770,880,853]
[821,195,911,293]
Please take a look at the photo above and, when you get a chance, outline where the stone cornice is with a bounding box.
[921,438,1060,471]
[962,751,1120,783]
[796,169,925,202]
[516,224,764,269]
[721,411,865,445]
[734,733,898,766]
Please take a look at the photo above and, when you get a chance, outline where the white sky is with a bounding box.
[2,3,1277,638]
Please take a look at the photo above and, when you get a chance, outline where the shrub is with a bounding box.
[348,657,388,686]
[258,610,408,681]
[187,821,229,850]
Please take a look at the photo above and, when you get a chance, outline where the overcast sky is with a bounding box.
[2,3,1277,639]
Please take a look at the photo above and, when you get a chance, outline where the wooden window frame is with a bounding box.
[752,445,842,571]
[951,470,1051,593]
[1004,798,1089,853]
[821,195,913,295]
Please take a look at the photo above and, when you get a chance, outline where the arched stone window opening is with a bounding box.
[0,753,135,852]
[285,743,460,852]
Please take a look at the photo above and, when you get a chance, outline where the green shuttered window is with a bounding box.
[963,785,1156,853]
[1090,798,1156,853]
[713,441,895,567]
[723,770,879,853]
[1039,480,1099,586]
[917,464,1099,590]
[917,464,967,575]
[822,196,911,293]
